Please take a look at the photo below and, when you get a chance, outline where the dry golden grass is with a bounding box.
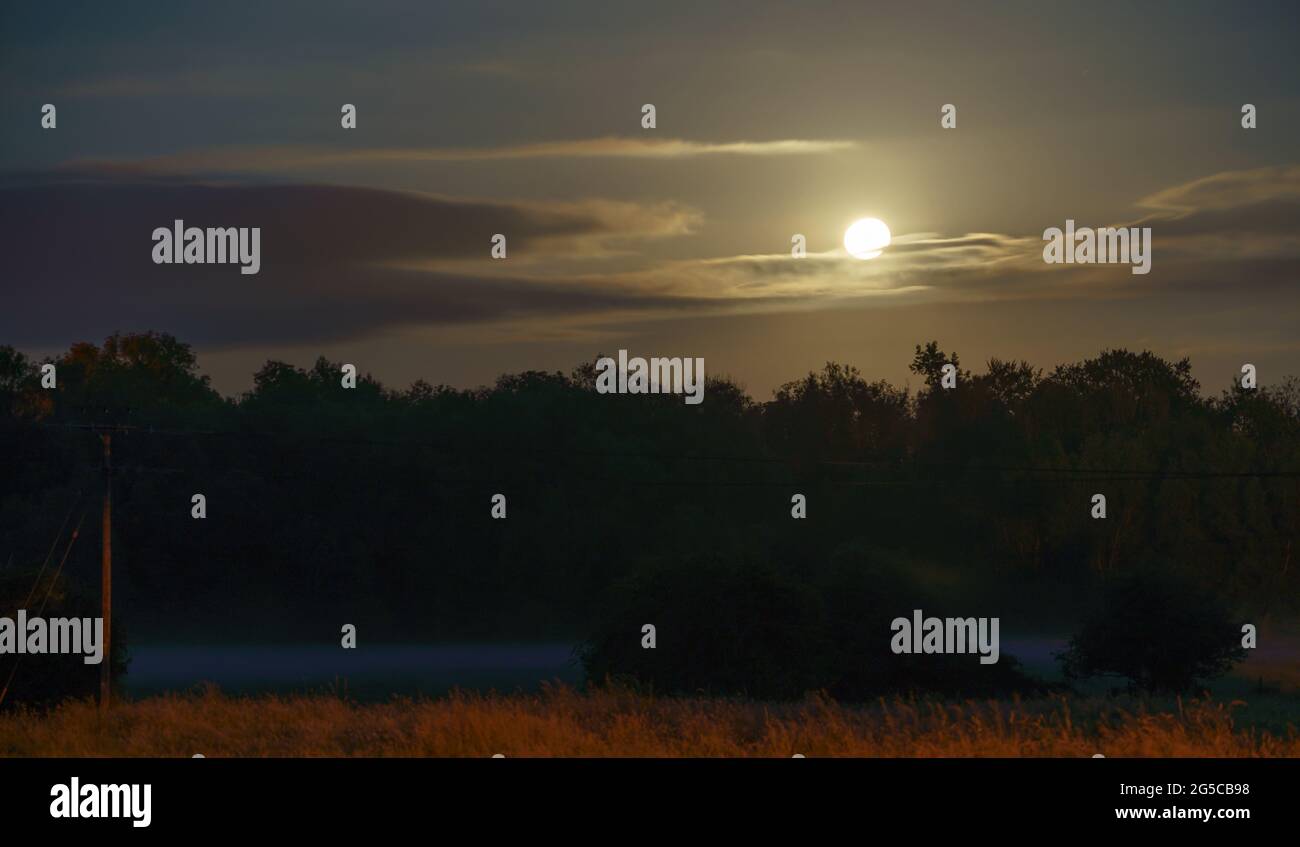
[1,685,1297,757]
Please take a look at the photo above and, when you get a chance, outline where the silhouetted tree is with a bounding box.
[1058,571,1248,694]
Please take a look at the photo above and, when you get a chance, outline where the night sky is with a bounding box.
[2,0,1297,396]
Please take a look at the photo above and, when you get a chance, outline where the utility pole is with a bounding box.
[100,431,112,710]
[39,420,141,710]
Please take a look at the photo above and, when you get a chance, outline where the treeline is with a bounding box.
[1,333,1297,655]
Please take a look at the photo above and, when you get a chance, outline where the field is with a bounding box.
[1,685,1297,757]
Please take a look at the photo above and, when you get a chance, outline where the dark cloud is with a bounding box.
[0,172,708,348]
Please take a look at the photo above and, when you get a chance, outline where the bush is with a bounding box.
[1058,570,1247,694]
[818,544,1044,699]
[578,555,830,700]
[580,546,1046,701]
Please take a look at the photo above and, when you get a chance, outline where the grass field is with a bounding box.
[1,685,1297,757]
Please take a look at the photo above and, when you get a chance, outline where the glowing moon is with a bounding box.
[844,217,891,259]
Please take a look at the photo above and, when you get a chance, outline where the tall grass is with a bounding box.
[1,685,1296,757]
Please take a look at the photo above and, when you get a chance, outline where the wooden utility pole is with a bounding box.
[100,431,112,710]
[38,420,140,711]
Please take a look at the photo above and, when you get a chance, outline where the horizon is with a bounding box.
[9,332,1292,402]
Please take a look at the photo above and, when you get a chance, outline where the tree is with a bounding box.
[909,340,961,389]
[50,332,221,424]
[1057,571,1247,694]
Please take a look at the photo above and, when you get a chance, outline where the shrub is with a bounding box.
[578,555,829,700]
[1058,570,1246,694]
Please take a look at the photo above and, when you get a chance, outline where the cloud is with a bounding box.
[1124,165,1300,265]
[62,137,857,175]
[3,164,1297,354]
[623,165,1300,306]
[578,231,1044,306]
[1137,164,1300,215]
[0,173,711,349]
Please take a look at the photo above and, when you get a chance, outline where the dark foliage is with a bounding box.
[1058,571,1249,694]
[0,332,1295,699]
[579,546,1046,701]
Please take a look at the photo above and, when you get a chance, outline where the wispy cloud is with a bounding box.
[63,137,858,175]
[1137,164,1300,215]
[4,164,1296,352]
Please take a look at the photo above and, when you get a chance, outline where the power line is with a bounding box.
[0,506,88,708]
[20,488,83,608]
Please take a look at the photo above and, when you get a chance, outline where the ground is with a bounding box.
[2,685,1296,757]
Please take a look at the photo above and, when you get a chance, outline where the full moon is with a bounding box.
[844,217,891,260]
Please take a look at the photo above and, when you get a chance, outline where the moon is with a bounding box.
[844,217,891,260]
